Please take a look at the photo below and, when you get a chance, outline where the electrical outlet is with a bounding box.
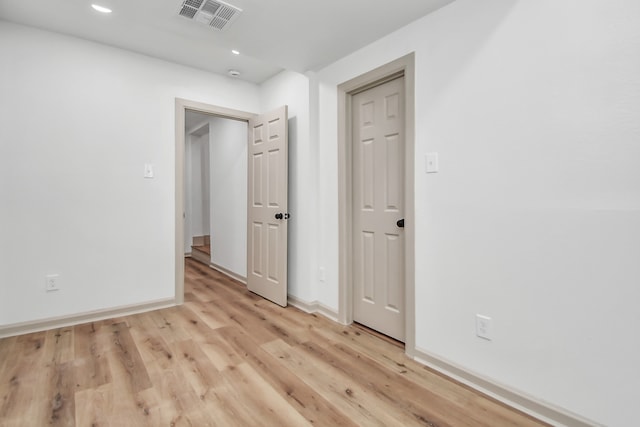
[319,267,326,282]
[476,314,492,340]
[46,274,60,292]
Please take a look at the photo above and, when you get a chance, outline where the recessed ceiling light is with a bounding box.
[231,50,240,55]
[91,4,112,14]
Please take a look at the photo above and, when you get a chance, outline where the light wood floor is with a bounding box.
[0,259,549,426]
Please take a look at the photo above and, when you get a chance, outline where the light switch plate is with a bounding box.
[426,153,439,173]
[144,163,154,178]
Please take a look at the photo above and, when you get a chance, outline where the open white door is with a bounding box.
[247,106,289,306]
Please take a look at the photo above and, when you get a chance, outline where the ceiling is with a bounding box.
[0,0,455,84]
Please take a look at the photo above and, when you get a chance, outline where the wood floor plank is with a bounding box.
[302,339,472,427]
[167,304,220,342]
[74,321,111,356]
[183,291,198,303]
[197,329,247,372]
[144,366,200,424]
[316,323,540,427]
[221,362,314,427]
[183,300,228,331]
[262,338,427,427]
[44,327,75,365]
[171,339,221,396]
[125,313,174,366]
[197,368,265,426]
[47,361,76,427]
[0,336,17,377]
[0,332,48,424]
[75,383,114,427]
[282,307,534,426]
[146,308,192,344]
[132,387,173,427]
[105,322,152,393]
[232,298,310,346]
[185,278,220,303]
[216,326,359,427]
[206,298,281,345]
[0,258,550,426]
[73,322,112,391]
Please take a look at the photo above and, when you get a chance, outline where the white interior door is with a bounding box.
[352,77,405,341]
[247,106,289,306]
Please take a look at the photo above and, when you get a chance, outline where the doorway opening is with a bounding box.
[174,99,256,305]
[183,110,248,283]
[337,54,416,354]
[175,99,290,308]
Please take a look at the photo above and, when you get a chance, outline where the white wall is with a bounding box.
[0,21,260,325]
[315,1,640,425]
[260,71,316,302]
[189,132,210,238]
[209,117,248,277]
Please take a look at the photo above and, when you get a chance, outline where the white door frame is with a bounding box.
[174,98,257,304]
[337,53,416,354]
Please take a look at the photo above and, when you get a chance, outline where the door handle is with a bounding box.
[396,218,404,228]
[275,213,291,220]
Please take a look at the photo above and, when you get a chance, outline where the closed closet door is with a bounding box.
[352,77,405,341]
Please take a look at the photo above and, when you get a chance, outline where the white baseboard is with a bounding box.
[190,248,210,265]
[287,295,339,322]
[209,263,247,284]
[0,298,176,339]
[411,346,600,427]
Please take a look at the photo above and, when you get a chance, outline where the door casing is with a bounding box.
[175,98,257,304]
[337,53,416,355]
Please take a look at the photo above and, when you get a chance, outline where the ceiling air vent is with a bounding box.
[178,0,242,31]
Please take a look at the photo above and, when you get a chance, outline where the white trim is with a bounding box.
[0,298,175,339]
[209,263,247,285]
[412,346,601,427]
[287,295,340,323]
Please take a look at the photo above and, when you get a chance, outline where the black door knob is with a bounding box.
[397,218,405,228]
[275,213,283,220]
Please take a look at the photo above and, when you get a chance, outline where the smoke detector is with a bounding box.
[228,69,241,77]
[178,0,242,31]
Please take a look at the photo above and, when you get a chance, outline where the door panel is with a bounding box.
[247,106,288,307]
[353,77,405,341]
[252,154,264,206]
